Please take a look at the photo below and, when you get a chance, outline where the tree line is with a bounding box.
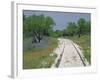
[62,18,91,37]
[23,14,90,43]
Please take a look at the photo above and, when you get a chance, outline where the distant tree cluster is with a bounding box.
[23,14,55,43]
[62,18,91,37]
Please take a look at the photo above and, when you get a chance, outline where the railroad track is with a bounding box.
[51,38,89,68]
[71,42,86,66]
[55,41,65,67]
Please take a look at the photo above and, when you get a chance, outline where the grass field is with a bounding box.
[66,35,91,64]
[23,37,58,69]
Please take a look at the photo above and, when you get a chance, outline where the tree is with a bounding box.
[34,14,46,42]
[23,16,34,38]
[23,14,55,43]
[66,22,77,36]
[77,18,86,37]
[43,16,55,36]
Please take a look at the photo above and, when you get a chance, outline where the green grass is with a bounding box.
[66,35,91,64]
[23,37,58,69]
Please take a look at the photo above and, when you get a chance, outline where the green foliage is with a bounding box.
[54,30,63,37]
[62,18,91,37]
[66,22,77,36]
[77,18,90,37]
[23,14,55,43]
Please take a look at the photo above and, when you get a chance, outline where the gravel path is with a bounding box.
[51,38,89,68]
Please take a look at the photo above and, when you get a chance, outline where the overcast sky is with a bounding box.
[23,10,91,30]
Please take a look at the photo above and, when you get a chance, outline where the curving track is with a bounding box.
[51,38,89,68]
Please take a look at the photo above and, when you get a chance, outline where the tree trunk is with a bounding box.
[37,27,43,43]
[33,27,43,43]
